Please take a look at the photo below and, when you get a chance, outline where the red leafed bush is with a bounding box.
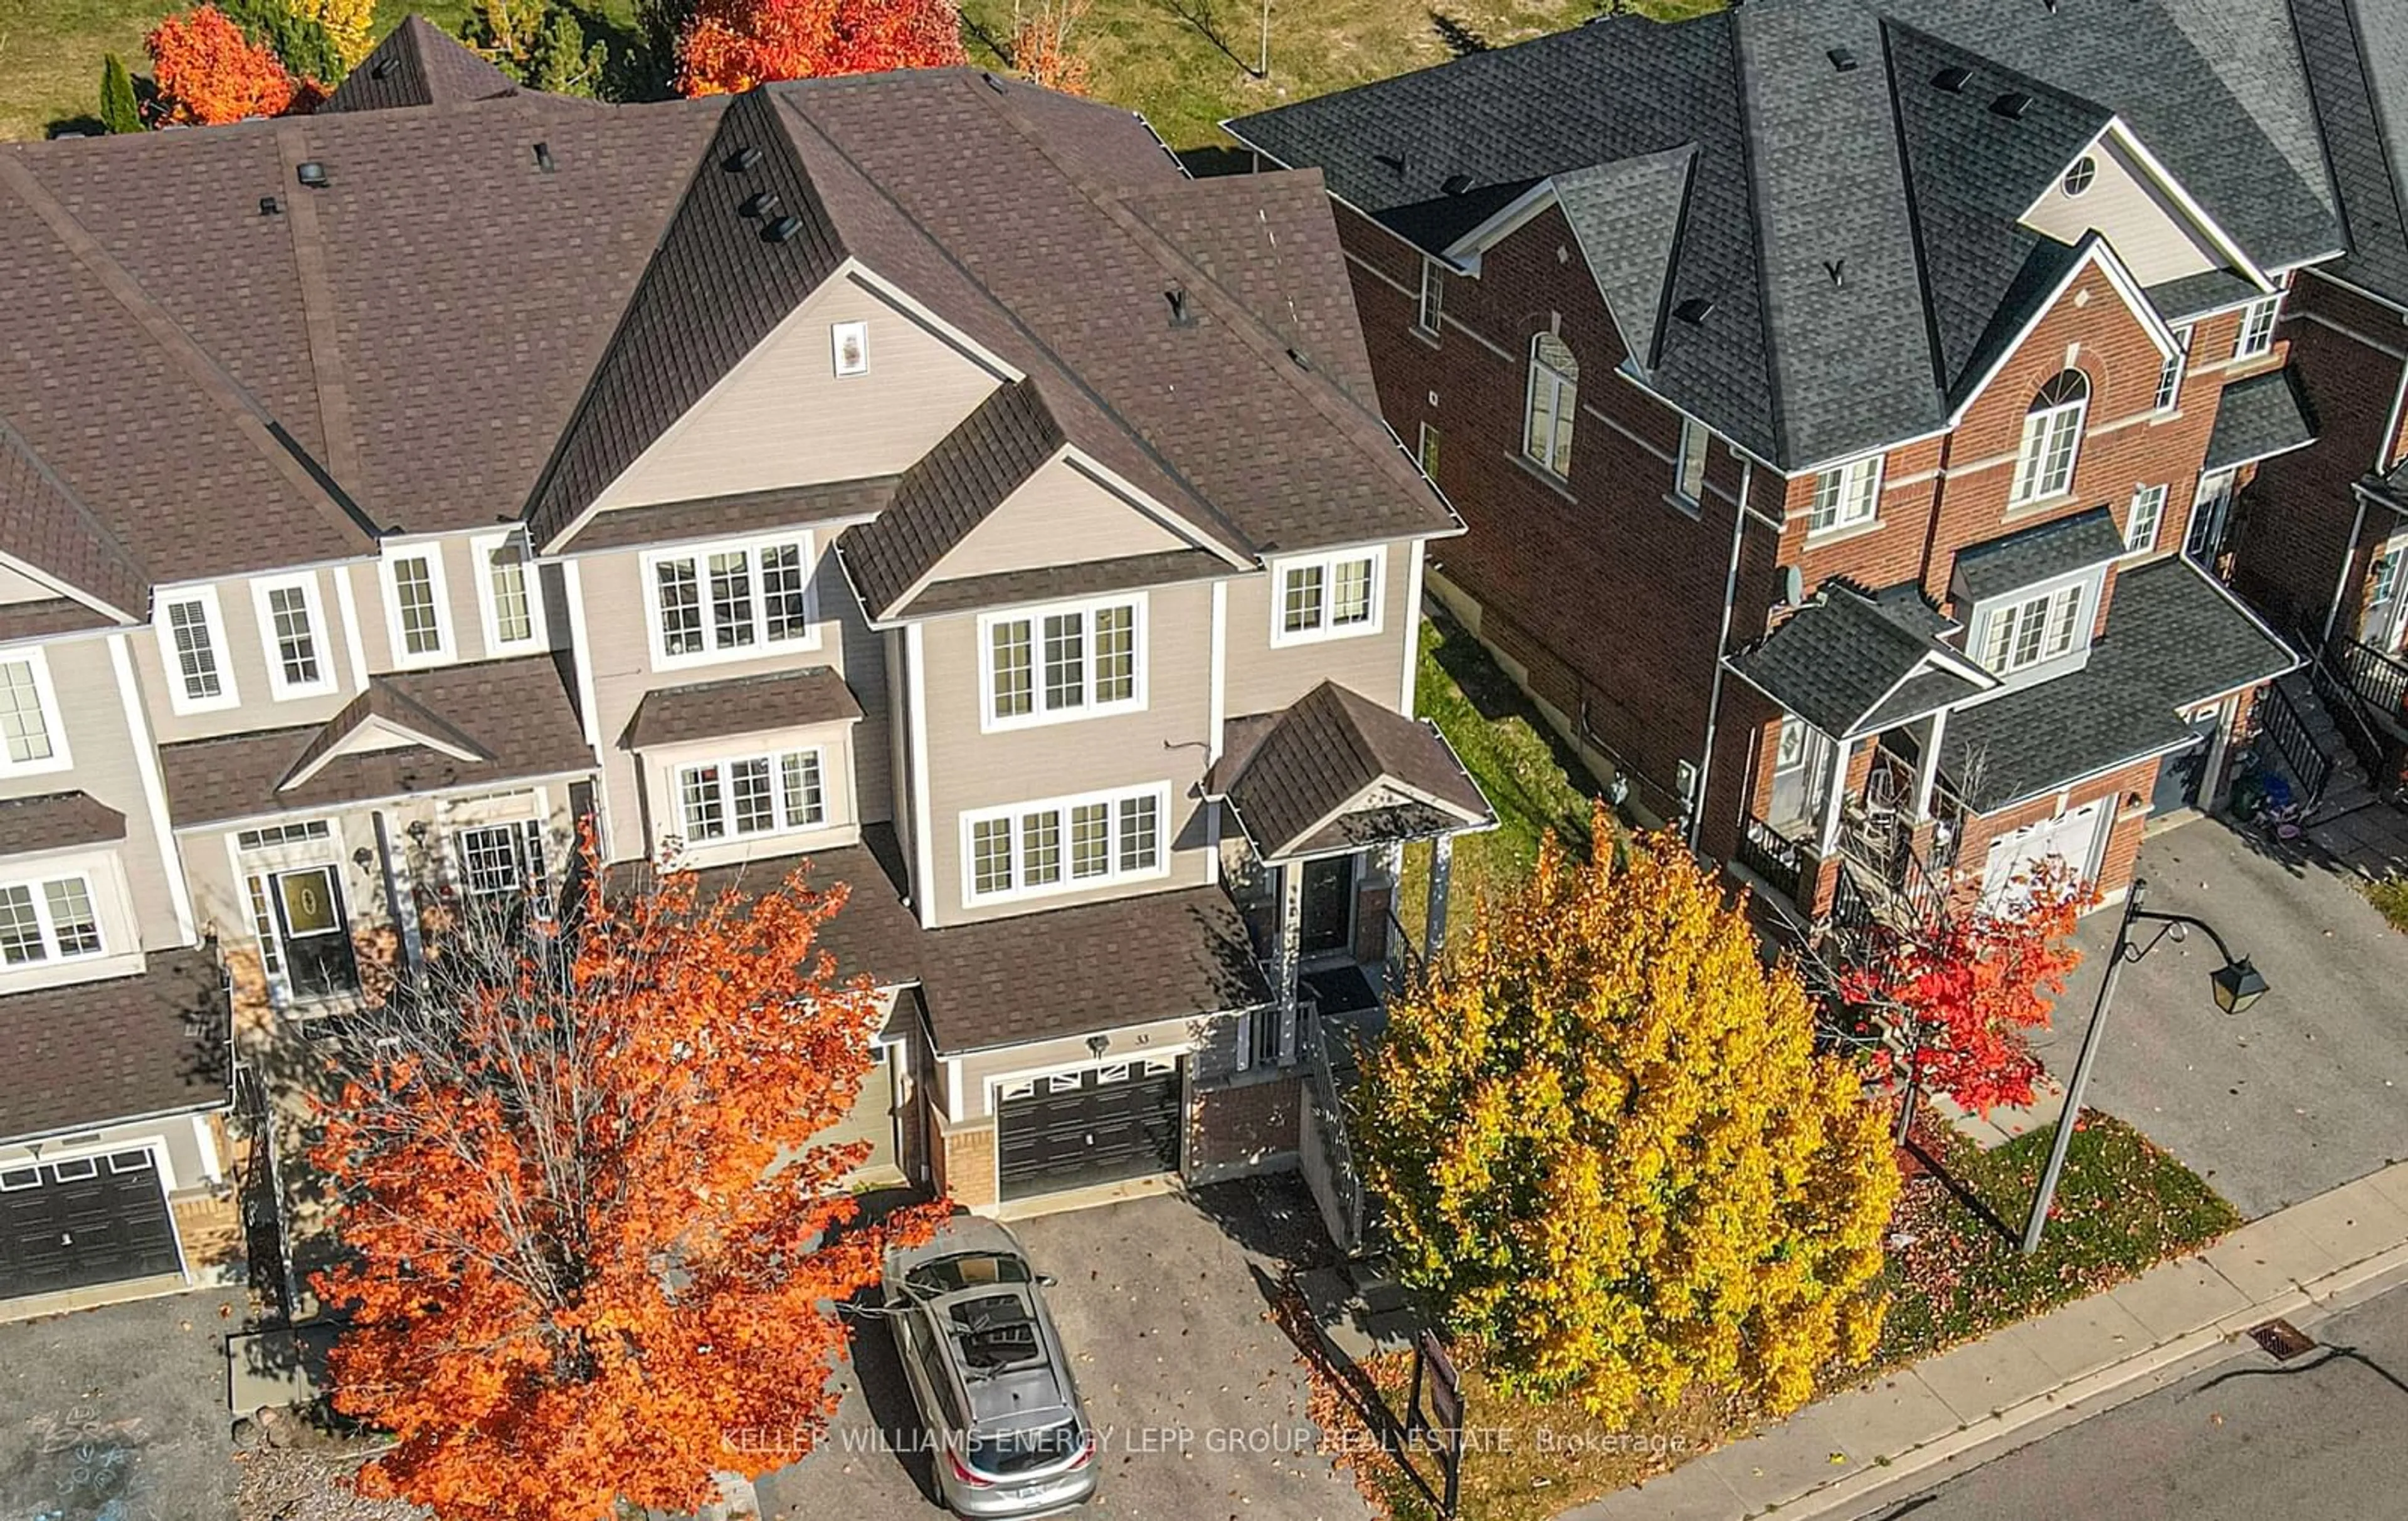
[677,0,966,96]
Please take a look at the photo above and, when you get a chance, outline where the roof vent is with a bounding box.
[763,214,804,243]
[722,145,763,173]
[295,161,329,189]
[1824,258,1845,287]
[1990,91,2033,120]
[533,141,555,173]
[1931,65,1972,93]
[981,69,1006,92]
[1440,172,1474,195]
[1374,150,1408,178]
[1673,295,1716,325]
[739,189,781,218]
[370,55,398,80]
[1827,46,1858,72]
[1287,346,1313,371]
[1166,288,1196,327]
[259,195,282,217]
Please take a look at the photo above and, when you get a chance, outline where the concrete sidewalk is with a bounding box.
[1565,1159,2408,1521]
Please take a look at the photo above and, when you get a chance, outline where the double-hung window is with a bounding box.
[647,534,814,667]
[454,819,547,898]
[0,654,66,775]
[251,576,334,700]
[2234,294,2281,360]
[1674,417,1710,505]
[2010,369,2090,507]
[1980,583,2086,675]
[159,587,240,712]
[1808,454,1882,535]
[981,596,1144,729]
[1271,550,1382,646]
[383,547,453,667]
[963,784,1167,905]
[2126,483,2168,555]
[0,873,103,967]
[2153,325,2191,413]
[473,531,545,654]
[1416,259,1444,337]
[673,748,828,845]
[1524,333,1578,477]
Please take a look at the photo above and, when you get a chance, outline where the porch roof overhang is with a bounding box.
[1725,582,1995,741]
[2202,369,2316,473]
[1206,680,1496,863]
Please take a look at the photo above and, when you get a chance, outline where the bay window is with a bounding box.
[646,534,815,667]
[1980,582,2086,675]
[981,596,1144,728]
[673,748,828,845]
[0,873,103,966]
[963,784,1168,904]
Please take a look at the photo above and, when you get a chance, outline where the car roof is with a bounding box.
[921,1280,1078,1431]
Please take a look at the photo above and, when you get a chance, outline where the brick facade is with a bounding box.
[1188,1070,1304,1181]
[934,1118,997,1210]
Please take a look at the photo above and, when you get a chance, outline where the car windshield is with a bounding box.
[967,1417,1084,1477]
[903,1250,1033,1300]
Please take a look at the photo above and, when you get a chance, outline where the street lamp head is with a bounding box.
[2210,957,2268,1015]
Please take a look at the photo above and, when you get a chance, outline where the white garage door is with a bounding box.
[1981,799,2106,908]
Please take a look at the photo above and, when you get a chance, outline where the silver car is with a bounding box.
[883,1216,1099,1517]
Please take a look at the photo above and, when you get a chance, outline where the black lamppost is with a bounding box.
[2020,876,2267,1256]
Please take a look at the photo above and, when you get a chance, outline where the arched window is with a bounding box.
[2012,369,2089,505]
[1524,333,1578,477]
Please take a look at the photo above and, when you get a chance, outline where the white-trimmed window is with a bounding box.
[0,653,67,776]
[1674,417,1710,505]
[1416,259,1444,337]
[1417,421,1440,479]
[2126,484,2168,555]
[981,596,1145,728]
[473,531,545,654]
[962,784,1168,905]
[159,587,240,712]
[250,575,334,700]
[382,547,453,667]
[646,534,816,668]
[1524,333,1578,477]
[1980,582,2086,675]
[832,320,869,376]
[1809,454,1882,534]
[454,819,547,897]
[675,748,828,844]
[1271,550,1383,646]
[2010,369,2090,507]
[0,873,103,967]
[2234,294,2280,360]
[2187,468,2237,560]
[2154,324,2191,413]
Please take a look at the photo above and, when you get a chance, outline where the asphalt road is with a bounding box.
[1851,1282,2408,1521]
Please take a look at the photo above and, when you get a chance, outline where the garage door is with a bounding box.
[1981,799,2107,908]
[997,1058,1183,1201]
[0,1150,181,1298]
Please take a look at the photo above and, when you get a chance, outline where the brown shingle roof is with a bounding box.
[554,477,897,555]
[0,792,126,858]
[1212,680,1492,860]
[159,656,594,826]
[0,945,230,1144]
[0,597,118,643]
[889,549,1231,619]
[621,666,863,750]
[322,17,517,114]
[623,823,925,989]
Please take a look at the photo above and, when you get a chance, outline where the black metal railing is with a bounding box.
[2335,635,2408,725]
[1303,1016,1367,1256]
[2306,639,2397,782]
[1383,905,1425,999]
[2254,676,2336,809]
[1736,813,1809,906]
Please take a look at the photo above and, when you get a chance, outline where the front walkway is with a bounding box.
[1566,1160,2408,1521]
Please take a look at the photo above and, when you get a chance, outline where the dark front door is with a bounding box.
[2152,711,2225,816]
[0,1150,180,1298]
[996,1058,1183,1201]
[1298,855,1356,957]
[273,866,359,999]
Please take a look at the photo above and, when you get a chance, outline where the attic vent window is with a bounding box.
[1166,288,1196,327]
[763,214,803,243]
[722,145,763,172]
[2062,155,2097,196]
[1827,46,1858,72]
[1673,296,1716,326]
[1440,172,1474,195]
[739,190,781,219]
[1990,91,2033,120]
[295,161,329,189]
[1931,65,1972,93]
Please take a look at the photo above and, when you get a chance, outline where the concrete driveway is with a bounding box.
[0,1288,242,1521]
[2039,817,2408,1219]
[757,1179,1371,1521]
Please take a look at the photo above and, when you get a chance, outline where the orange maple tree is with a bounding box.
[1837,860,2096,1117]
[676,0,966,95]
[310,836,944,1521]
[1009,0,1093,94]
[145,4,315,125]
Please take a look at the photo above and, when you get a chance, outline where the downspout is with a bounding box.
[2324,491,2372,648]
[1688,456,1756,851]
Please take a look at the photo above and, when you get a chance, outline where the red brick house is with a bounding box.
[2229,0,2408,784]
[1230,0,2314,922]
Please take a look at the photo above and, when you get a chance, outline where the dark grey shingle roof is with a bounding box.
[2202,366,2318,470]
[2288,0,2408,305]
[1950,507,2127,601]
[2147,268,2264,322]
[1553,147,1694,369]
[0,945,229,1144]
[1729,586,1988,739]
[621,666,862,751]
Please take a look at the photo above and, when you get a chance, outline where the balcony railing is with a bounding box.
[1736,813,1810,907]
[2335,636,2408,727]
[2252,677,2335,810]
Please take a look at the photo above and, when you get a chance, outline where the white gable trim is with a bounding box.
[0,549,138,626]
[1437,181,1560,273]
[2020,120,2271,291]
[279,713,484,792]
[1946,234,2179,428]
[845,266,1025,386]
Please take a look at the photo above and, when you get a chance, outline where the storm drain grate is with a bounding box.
[2248,1318,2316,1361]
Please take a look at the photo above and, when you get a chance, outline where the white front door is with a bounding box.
[1980,799,2108,908]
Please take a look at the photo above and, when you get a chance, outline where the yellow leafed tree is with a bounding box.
[298,0,374,67]
[1356,816,1899,1420]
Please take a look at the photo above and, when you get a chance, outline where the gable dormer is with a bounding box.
[2020,124,2260,291]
